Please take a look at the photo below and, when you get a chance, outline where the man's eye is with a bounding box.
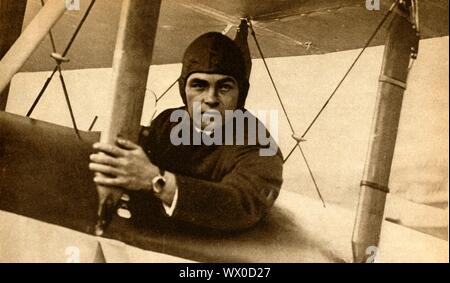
[191,83,205,90]
[219,84,233,92]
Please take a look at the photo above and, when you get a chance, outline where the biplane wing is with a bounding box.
[2,111,445,263]
[17,0,449,71]
[0,111,350,262]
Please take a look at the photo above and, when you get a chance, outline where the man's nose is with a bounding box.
[203,88,220,108]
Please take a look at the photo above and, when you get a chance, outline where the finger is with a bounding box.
[93,175,129,187]
[90,153,121,167]
[116,138,139,150]
[93,143,127,157]
[89,163,127,176]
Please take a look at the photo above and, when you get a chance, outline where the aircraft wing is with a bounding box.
[20,0,448,71]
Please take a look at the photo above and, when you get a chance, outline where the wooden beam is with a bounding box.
[95,0,162,236]
[0,0,27,110]
[0,0,65,94]
[352,1,420,263]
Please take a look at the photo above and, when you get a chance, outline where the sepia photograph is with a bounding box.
[0,0,448,266]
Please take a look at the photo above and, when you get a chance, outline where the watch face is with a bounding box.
[152,176,166,194]
[155,177,166,187]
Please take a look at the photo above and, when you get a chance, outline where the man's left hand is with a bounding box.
[89,138,159,191]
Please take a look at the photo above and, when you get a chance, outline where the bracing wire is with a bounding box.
[156,79,178,102]
[247,0,399,207]
[26,0,97,118]
[248,20,326,207]
[283,0,399,162]
[38,0,81,138]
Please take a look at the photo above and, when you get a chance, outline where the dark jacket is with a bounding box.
[134,107,283,232]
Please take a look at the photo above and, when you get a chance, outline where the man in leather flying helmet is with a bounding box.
[89,22,283,231]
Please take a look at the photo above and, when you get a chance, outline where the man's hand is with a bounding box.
[89,138,159,191]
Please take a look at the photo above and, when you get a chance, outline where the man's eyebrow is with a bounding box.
[189,78,208,84]
[217,77,237,84]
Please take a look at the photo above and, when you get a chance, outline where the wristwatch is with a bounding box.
[151,170,166,195]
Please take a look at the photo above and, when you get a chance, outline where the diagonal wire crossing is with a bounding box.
[26,0,97,139]
[246,1,398,207]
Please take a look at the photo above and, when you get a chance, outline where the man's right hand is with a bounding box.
[89,138,160,192]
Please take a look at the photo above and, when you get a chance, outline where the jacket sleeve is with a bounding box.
[171,148,283,232]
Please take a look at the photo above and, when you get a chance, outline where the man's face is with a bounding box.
[185,73,239,130]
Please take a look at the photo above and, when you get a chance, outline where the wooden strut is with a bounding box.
[95,0,162,236]
[0,0,66,93]
[351,0,420,263]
